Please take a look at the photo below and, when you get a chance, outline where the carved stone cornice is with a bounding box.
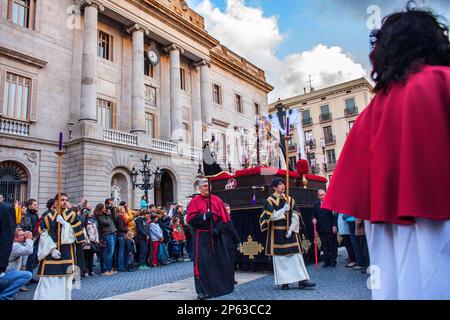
[126,23,150,35]
[126,0,219,50]
[193,59,210,68]
[0,45,47,69]
[210,51,273,94]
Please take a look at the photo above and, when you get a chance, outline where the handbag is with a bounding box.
[90,242,102,254]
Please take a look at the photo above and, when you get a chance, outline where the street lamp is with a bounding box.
[130,154,163,202]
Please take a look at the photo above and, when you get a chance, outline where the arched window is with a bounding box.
[0,161,28,204]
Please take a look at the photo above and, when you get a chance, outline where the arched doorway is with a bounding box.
[154,170,174,207]
[0,161,28,204]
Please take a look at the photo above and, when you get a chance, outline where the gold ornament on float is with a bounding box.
[239,235,264,259]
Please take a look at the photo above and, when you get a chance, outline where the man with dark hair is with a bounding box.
[260,178,315,290]
[21,199,39,276]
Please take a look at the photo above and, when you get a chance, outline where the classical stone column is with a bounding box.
[191,63,202,149]
[127,24,149,133]
[166,44,184,142]
[199,60,212,126]
[79,0,104,123]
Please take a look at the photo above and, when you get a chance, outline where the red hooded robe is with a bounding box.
[322,65,450,225]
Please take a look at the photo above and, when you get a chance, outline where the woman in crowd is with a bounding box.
[115,206,129,272]
[337,213,356,268]
[95,203,117,276]
[135,209,151,270]
[140,195,149,210]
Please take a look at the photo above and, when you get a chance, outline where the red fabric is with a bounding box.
[297,159,309,175]
[151,241,160,266]
[232,166,301,179]
[172,225,186,241]
[322,65,450,225]
[186,194,230,224]
[210,172,233,181]
[305,174,328,183]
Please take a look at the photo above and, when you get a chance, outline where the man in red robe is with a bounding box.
[322,7,450,299]
[186,179,234,300]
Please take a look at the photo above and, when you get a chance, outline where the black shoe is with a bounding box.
[197,293,210,300]
[330,263,337,268]
[281,284,289,290]
[299,281,316,289]
[322,263,330,268]
[234,280,238,285]
[28,278,39,284]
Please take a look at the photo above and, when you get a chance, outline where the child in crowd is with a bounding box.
[125,231,137,272]
[171,217,186,261]
[150,214,163,267]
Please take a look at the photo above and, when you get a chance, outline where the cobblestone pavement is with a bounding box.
[16,249,371,300]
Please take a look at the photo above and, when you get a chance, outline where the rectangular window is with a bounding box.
[2,72,31,121]
[96,98,113,129]
[9,0,35,29]
[182,122,190,143]
[254,103,260,115]
[235,94,243,113]
[98,31,113,61]
[348,121,355,130]
[302,110,312,126]
[323,126,333,139]
[326,149,336,164]
[320,105,330,115]
[180,68,187,91]
[212,83,222,105]
[144,55,154,78]
[145,112,154,138]
[145,85,156,107]
[345,98,356,109]
[289,156,297,170]
[304,130,313,144]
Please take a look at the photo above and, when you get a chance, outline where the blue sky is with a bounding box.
[186,0,450,100]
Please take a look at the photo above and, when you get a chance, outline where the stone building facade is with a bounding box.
[0,0,273,209]
[269,78,373,184]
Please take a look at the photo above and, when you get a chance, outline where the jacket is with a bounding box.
[313,200,337,233]
[7,239,34,271]
[125,238,136,255]
[171,225,186,242]
[135,216,151,240]
[96,214,117,237]
[115,213,129,235]
[150,222,163,242]
[0,203,15,273]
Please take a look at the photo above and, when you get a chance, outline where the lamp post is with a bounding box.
[130,154,163,202]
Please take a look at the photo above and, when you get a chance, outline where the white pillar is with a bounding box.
[127,24,148,133]
[167,45,184,142]
[191,64,202,149]
[80,1,104,123]
[199,60,212,125]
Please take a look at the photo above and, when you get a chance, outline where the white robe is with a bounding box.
[273,254,310,285]
[34,275,73,300]
[365,218,450,300]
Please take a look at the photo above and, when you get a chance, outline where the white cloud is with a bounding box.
[187,0,368,102]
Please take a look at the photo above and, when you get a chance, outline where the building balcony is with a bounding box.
[306,138,316,149]
[319,112,333,123]
[310,165,320,174]
[326,162,336,172]
[151,138,178,154]
[324,135,336,145]
[0,118,30,137]
[302,117,313,127]
[344,107,359,117]
[288,143,298,152]
[103,128,138,146]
